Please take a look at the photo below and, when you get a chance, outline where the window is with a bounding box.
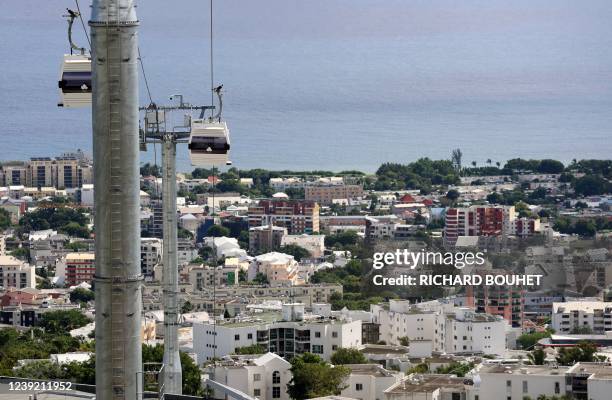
[312,345,324,354]
[506,380,511,388]
[523,380,528,393]
[332,345,338,351]
[555,382,560,394]
[272,387,281,399]
[273,371,281,384]
[315,331,321,338]
[248,333,253,339]
[235,334,240,341]
[356,383,363,391]
[254,374,261,382]
[254,389,261,397]
[332,331,338,338]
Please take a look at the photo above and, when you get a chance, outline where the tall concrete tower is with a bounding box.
[89,1,143,399]
[161,137,182,394]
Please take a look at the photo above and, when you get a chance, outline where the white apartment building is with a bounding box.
[470,362,612,400]
[0,255,35,289]
[141,237,162,278]
[372,300,507,356]
[207,353,291,400]
[472,363,568,400]
[193,304,362,363]
[552,301,612,334]
[342,364,402,400]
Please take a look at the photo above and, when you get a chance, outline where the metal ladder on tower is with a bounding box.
[108,29,127,399]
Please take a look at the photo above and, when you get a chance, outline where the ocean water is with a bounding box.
[2,0,612,173]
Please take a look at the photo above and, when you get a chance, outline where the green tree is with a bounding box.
[142,344,203,395]
[206,225,230,237]
[556,341,608,365]
[37,310,91,335]
[253,272,269,285]
[69,288,95,304]
[0,208,12,229]
[573,175,611,196]
[181,300,194,314]
[330,348,369,365]
[279,244,311,261]
[398,336,410,346]
[517,330,552,350]
[287,353,350,400]
[445,189,460,202]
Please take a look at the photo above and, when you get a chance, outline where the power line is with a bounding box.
[74,0,91,49]
[138,47,155,105]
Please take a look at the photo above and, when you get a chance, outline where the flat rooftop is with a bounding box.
[386,375,466,394]
[478,364,569,376]
[360,345,409,355]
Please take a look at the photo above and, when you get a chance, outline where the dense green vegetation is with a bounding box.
[37,310,91,335]
[18,206,90,238]
[234,344,267,355]
[372,159,459,192]
[69,288,95,304]
[287,353,350,400]
[330,348,369,365]
[554,216,611,237]
[516,330,553,350]
[0,208,12,229]
[279,244,311,261]
[435,362,474,377]
[556,341,608,365]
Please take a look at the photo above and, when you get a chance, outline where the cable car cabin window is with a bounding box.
[59,72,92,92]
[188,137,230,153]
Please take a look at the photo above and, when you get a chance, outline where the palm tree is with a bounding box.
[451,148,463,171]
[486,158,492,165]
[471,161,477,168]
[496,161,501,168]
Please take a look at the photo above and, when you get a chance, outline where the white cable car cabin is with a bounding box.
[58,54,92,108]
[188,119,231,166]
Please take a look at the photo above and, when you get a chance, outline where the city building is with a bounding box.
[141,237,162,278]
[60,252,96,286]
[0,255,35,289]
[444,205,540,246]
[466,269,524,328]
[27,157,55,188]
[342,364,402,400]
[280,234,325,258]
[249,225,287,253]
[206,353,291,400]
[248,200,320,234]
[304,184,364,206]
[193,303,362,363]
[371,300,507,356]
[189,263,241,290]
[383,374,468,400]
[319,215,367,234]
[552,301,612,334]
[249,252,304,286]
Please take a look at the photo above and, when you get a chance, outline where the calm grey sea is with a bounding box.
[2,0,612,172]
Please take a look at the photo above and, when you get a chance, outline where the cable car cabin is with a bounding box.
[188,120,231,166]
[58,54,92,108]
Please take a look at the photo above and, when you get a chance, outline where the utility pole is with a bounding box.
[89,1,142,399]
[141,101,214,396]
